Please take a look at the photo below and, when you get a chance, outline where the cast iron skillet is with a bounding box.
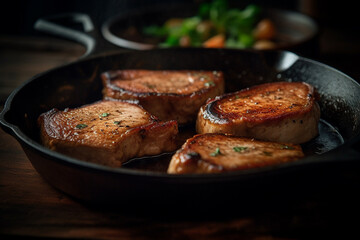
[1,13,359,212]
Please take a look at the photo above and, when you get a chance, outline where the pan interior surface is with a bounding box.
[1,48,359,176]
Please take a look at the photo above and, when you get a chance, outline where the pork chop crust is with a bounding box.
[196,82,320,144]
[38,100,178,167]
[168,133,304,174]
[102,70,224,125]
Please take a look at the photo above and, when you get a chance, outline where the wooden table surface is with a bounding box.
[1,24,360,239]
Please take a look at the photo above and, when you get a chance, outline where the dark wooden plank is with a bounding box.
[0,35,85,104]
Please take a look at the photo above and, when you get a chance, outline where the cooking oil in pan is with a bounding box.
[123,119,344,172]
[302,119,344,155]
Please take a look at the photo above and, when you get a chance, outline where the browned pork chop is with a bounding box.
[38,100,178,167]
[102,70,224,125]
[196,82,320,144]
[168,133,304,174]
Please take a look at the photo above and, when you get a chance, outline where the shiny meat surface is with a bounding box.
[38,100,178,167]
[106,70,220,94]
[168,133,304,174]
[196,82,320,144]
[102,70,224,125]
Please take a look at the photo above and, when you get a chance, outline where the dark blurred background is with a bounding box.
[1,0,299,36]
[1,0,358,35]
[0,0,359,82]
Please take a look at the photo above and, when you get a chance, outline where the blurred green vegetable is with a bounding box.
[143,25,168,37]
[143,0,263,48]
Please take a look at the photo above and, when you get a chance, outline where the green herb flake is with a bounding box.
[100,113,110,118]
[233,146,248,152]
[204,81,215,87]
[199,75,210,81]
[280,145,295,150]
[210,147,222,157]
[114,121,122,125]
[263,151,272,156]
[144,83,156,89]
[75,124,88,129]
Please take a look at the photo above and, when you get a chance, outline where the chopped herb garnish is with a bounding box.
[233,146,248,152]
[263,151,272,156]
[235,95,240,99]
[280,145,295,150]
[145,83,156,89]
[100,112,110,118]
[204,81,215,87]
[199,75,210,81]
[210,147,222,157]
[75,124,88,129]
[114,121,122,125]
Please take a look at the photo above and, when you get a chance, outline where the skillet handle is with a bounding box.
[34,12,119,58]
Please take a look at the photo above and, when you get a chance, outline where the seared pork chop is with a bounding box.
[196,82,320,144]
[38,100,178,167]
[102,70,224,125]
[168,133,304,174]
